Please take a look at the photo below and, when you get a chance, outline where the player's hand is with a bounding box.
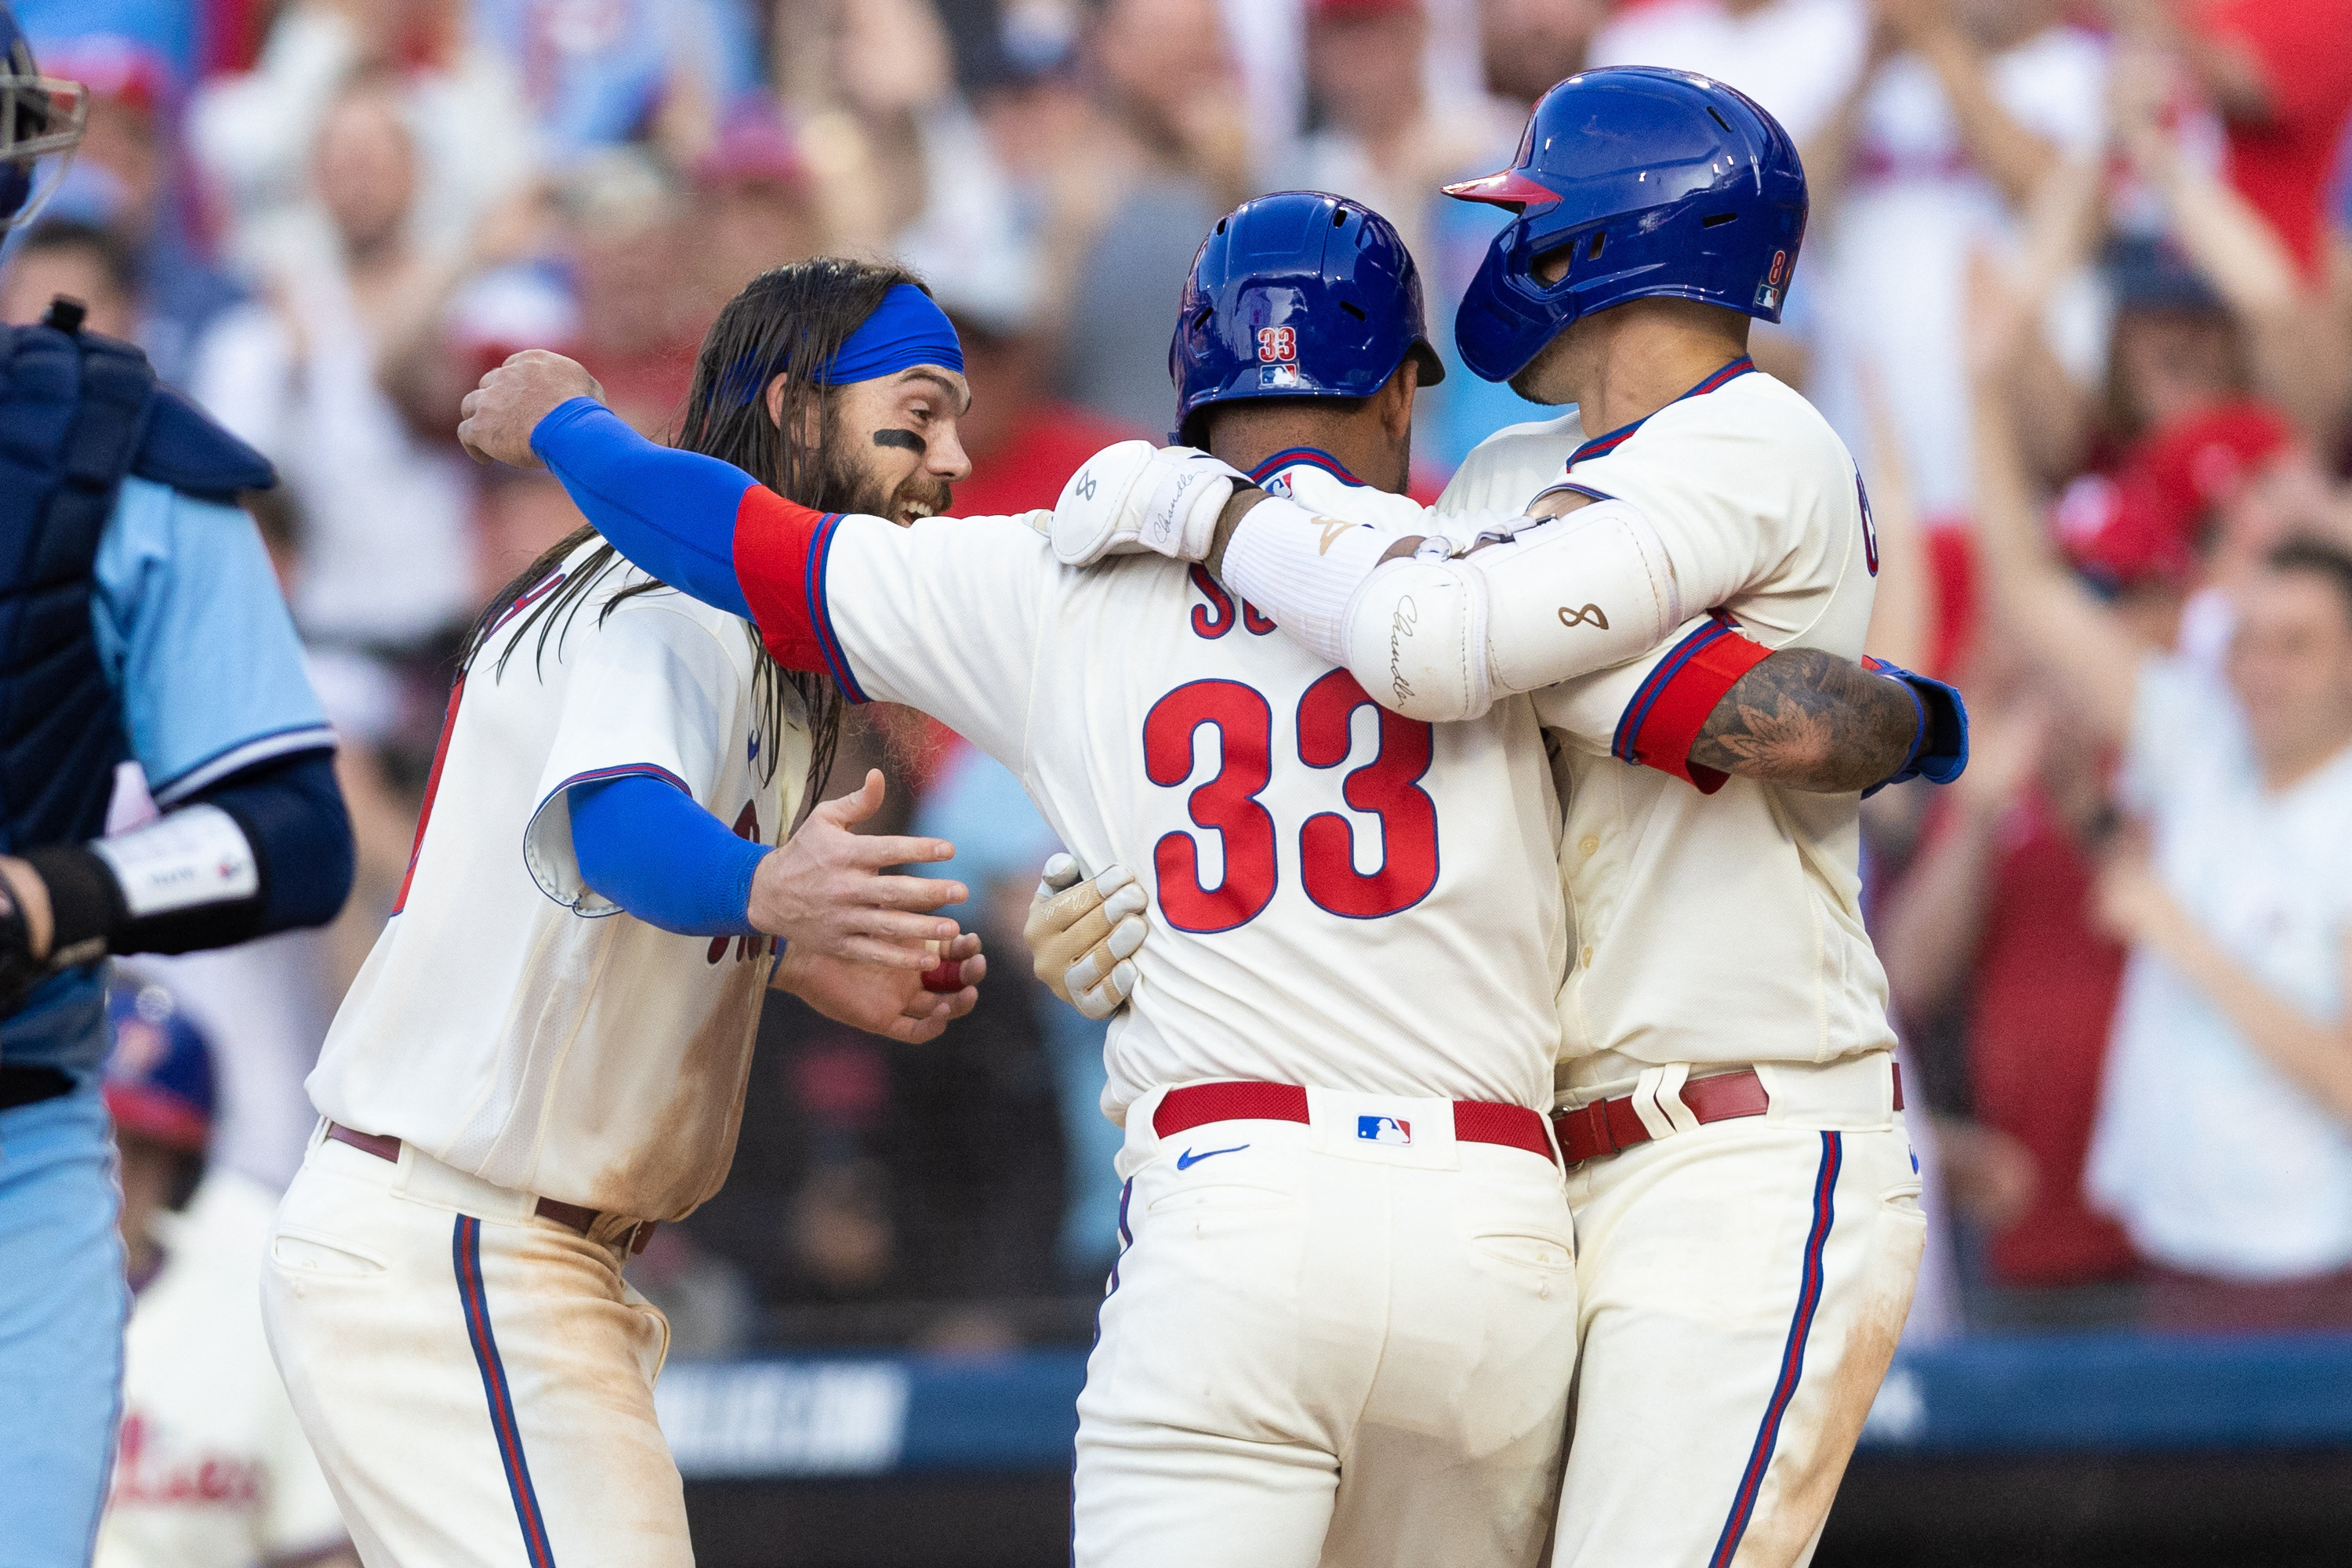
[457,350,606,468]
[1024,854,1146,1020]
[776,931,985,1044]
[749,770,966,968]
[1051,441,1246,568]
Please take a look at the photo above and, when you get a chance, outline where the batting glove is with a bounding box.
[1050,441,1245,568]
[1025,854,1147,1020]
[1860,656,1970,797]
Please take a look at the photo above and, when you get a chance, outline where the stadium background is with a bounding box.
[13,0,2352,1562]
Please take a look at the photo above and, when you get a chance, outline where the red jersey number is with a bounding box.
[1145,675,1440,932]
[1144,681,1279,932]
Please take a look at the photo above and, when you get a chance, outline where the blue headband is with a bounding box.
[724,283,964,405]
[813,283,964,385]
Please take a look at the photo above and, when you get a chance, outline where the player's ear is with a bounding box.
[1381,358,1419,445]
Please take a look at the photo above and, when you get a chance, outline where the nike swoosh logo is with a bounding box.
[1316,518,1355,555]
[1175,1144,1249,1171]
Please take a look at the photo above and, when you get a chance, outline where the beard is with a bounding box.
[805,418,956,525]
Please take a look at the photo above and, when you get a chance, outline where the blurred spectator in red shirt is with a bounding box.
[2162,0,2352,281]
[1878,533,2190,1303]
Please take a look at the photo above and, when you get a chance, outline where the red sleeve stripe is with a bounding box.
[1612,612,1773,794]
[393,674,465,915]
[731,487,866,701]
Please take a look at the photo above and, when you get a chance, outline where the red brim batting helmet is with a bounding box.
[1170,190,1444,447]
[1448,67,1808,384]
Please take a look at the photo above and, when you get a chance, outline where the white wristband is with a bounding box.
[1219,495,1401,664]
[92,804,260,918]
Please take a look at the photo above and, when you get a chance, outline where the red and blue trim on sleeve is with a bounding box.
[1566,355,1756,471]
[1611,612,1773,793]
[730,485,869,703]
[1247,447,1366,487]
[1707,1132,1842,1568]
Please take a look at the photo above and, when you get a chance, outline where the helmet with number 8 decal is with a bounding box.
[1446,66,1806,384]
[1169,189,1444,447]
[0,5,89,230]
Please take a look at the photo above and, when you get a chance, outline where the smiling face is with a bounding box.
[769,364,974,526]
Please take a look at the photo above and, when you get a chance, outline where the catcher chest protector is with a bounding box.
[0,307,273,853]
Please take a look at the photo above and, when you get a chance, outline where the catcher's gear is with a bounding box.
[1446,67,1808,383]
[1025,855,1145,1021]
[1,9,89,230]
[0,872,42,1012]
[1170,190,1444,447]
[1051,441,1246,568]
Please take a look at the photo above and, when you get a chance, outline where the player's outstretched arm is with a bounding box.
[567,769,966,969]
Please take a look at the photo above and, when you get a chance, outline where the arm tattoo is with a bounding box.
[1688,648,1920,793]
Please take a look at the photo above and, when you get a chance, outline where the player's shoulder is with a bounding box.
[1441,412,1585,514]
[1655,371,1857,475]
[1464,410,1584,466]
[1266,461,1429,529]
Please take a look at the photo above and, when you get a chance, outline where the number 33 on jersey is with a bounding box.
[1145,567,1439,932]
[739,461,1576,1118]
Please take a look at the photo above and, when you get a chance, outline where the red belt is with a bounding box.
[1549,1063,1904,1169]
[325,1123,656,1254]
[1154,1082,1559,1168]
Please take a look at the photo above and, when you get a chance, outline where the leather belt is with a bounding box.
[1154,1081,1559,1168]
[1550,1063,1904,1170]
[325,1123,656,1254]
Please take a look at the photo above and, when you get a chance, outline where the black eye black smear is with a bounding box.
[872,429,925,452]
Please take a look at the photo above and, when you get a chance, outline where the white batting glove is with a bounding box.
[1024,854,1148,1020]
[1051,441,1245,568]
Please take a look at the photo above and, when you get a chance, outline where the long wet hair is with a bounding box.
[465,257,930,808]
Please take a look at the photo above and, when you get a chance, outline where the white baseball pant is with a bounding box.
[1553,1053,1926,1568]
[260,1125,685,1568]
[1074,1083,1582,1568]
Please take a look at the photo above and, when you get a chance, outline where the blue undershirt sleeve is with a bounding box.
[530,398,757,619]
[568,774,766,938]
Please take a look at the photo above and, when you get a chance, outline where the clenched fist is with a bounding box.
[457,350,606,468]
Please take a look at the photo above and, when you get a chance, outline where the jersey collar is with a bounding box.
[1566,356,1756,470]
[1247,447,1367,487]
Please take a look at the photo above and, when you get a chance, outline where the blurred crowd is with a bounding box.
[13,0,2352,1352]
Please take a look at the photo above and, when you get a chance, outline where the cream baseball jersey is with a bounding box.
[306,543,810,1219]
[1438,362,1897,1097]
[97,1173,346,1568]
[739,456,1569,1121]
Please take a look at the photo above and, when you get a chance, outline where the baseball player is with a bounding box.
[1047,71,1964,1567]
[96,977,357,1568]
[456,209,1933,1566]
[0,18,359,1563]
[261,261,985,1568]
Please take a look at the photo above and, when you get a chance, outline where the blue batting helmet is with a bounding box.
[1446,67,1807,384]
[1170,190,1444,446]
[105,979,216,1153]
[1,5,88,230]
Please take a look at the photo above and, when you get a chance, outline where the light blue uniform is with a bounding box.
[0,477,328,1567]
